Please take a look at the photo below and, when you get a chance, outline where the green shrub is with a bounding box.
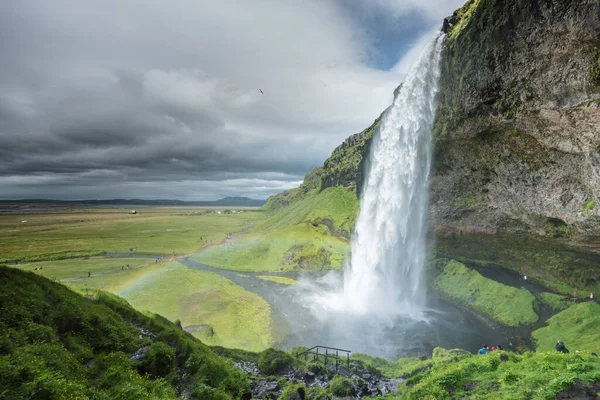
[258,348,294,375]
[0,334,13,355]
[193,383,233,400]
[432,347,471,362]
[306,362,327,375]
[329,376,355,397]
[139,342,177,378]
[279,383,306,400]
[307,387,330,400]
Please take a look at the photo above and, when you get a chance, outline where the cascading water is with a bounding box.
[290,33,510,357]
[341,33,445,319]
[303,33,446,324]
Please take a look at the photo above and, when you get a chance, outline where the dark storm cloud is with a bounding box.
[0,0,464,200]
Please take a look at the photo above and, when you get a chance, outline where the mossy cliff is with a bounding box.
[265,111,383,212]
[431,0,600,288]
[272,0,600,289]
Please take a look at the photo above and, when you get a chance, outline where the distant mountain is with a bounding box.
[0,196,265,207]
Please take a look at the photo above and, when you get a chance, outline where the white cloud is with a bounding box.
[392,27,442,76]
[372,0,466,20]
[0,0,465,200]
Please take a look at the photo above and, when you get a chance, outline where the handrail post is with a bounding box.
[325,349,328,367]
[347,352,349,368]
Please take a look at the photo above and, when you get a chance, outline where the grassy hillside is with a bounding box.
[66,261,274,352]
[192,186,359,272]
[3,265,600,399]
[533,302,600,354]
[433,260,538,326]
[0,266,249,399]
[392,349,600,399]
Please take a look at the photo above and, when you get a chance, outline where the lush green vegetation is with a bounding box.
[447,0,481,41]
[192,186,358,272]
[319,114,382,191]
[257,348,294,375]
[0,207,263,263]
[255,275,297,285]
[435,233,600,297]
[329,376,356,397]
[433,260,538,326]
[533,302,600,353]
[392,350,600,399]
[352,353,435,379]
[67,261,274,352]
[537,292,574,312]
[0,266,249,399]
[15,257,154,281]
[582,198,597,213]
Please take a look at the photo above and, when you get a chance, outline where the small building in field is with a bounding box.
[129,210,137,214]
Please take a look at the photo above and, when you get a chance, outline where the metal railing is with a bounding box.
[295,345,351,371]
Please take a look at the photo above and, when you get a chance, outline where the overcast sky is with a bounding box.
[0,0,464,201]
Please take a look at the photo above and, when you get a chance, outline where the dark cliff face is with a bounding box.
[431,0,600,287]
[432,0,600,239]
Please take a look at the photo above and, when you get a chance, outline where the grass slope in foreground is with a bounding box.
[67,261,274,352]
[533,301,600,353]
[0,207,264,263]
[0,266,249,399]
[391,349,600,399]
[433,260,538,326]
[192,186,358,272]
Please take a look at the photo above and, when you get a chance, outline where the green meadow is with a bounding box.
[2,206,276,352]
[192,186,358,272]
[67,261,274,352]
[256,275,298,285]
[533,302,600,353]
[0,207,264,263]
[433,260,538,326]
[14,257,155,281]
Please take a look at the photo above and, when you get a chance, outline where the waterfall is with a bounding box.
[309,33,445,323]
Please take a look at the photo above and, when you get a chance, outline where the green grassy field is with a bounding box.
[192,186,358,272]
[0,207,264,263]
[14,257,155,281]
[532,302,600,353]
[433,260,538,326]
[67,261,274,352]
[255,275,297,285]
[537,291,575,312]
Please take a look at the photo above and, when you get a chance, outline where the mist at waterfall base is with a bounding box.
[285,33,510,359]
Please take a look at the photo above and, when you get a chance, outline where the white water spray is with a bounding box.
[308,33,445,323]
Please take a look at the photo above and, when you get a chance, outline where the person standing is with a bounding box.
[555,341,569,354]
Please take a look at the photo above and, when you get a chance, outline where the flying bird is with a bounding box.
[259,89,264,95]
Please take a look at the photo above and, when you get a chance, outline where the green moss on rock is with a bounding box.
[433,260,538,326]
[329,376,356,397]
[257,348,294,375]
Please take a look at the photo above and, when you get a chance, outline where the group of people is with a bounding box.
[478,344,503,354]
[572,291,594,300]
